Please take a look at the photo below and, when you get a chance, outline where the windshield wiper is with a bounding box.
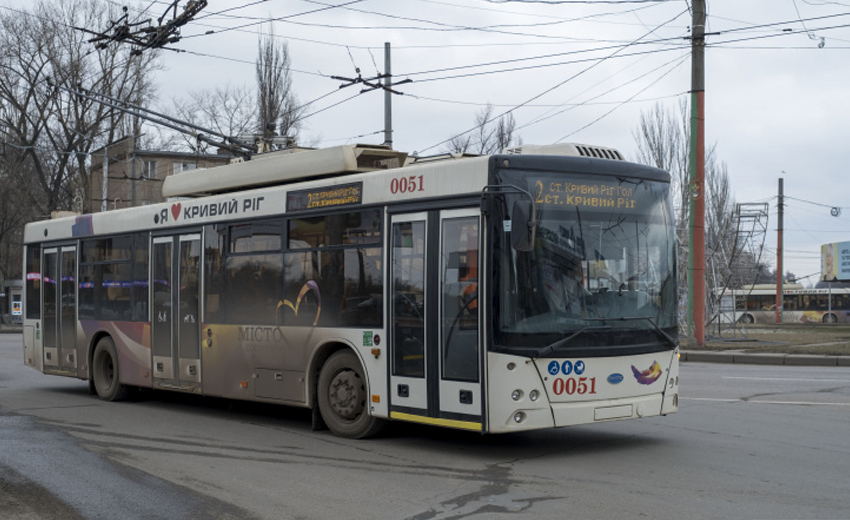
[535,325,612,358]
[586,316,678,349]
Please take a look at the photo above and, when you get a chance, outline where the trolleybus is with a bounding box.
[22,143,679,438]
[731,284,850,324]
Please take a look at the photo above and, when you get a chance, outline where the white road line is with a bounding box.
[682,397,850,406]
[721,376,850,383]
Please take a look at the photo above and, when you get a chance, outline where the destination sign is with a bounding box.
[287,182,363,211]
[531,178,641,211]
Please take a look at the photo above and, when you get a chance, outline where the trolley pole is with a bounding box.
[776,177,784,324]
[383,42,393,148]
[688,0,707,347]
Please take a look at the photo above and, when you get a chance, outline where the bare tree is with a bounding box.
[0,0,160,281]
[633,100,738,328]
[165,28,303,154]
[256,26,303,148]
[0,156,26,282]
[0,0,160,213]
[447,104,520,155]
[171,84,255,154]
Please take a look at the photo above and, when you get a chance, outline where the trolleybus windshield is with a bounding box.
[492,169,677,356]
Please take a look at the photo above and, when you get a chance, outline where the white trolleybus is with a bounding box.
[22,143,679,438]
[729,284,850,324]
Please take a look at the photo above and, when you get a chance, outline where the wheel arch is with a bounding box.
[87,330,113,381]
[306,340,367,410]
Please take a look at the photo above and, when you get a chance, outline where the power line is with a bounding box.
[409,90,684,107]
[555,54,689,141]
[181,0,369,39]
[479,0,672,4]
[515,51,687,132]
[418,7,689,153]
[397,35,684,78]
[408,44,689,84]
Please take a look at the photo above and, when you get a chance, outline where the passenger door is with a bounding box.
[42,245,77,373]
[388,209,483,430]
[151,233,201,391]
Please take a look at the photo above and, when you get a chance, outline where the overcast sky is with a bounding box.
[11,0,850,284]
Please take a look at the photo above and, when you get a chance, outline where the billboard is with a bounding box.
[821,241,850,282]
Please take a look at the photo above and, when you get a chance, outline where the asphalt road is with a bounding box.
[1,333,849,520]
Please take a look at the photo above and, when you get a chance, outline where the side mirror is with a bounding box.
[510,199,536,251]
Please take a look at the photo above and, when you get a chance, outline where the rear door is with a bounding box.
[42,245,77,373]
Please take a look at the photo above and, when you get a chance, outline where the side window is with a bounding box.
[204,225,226,323]
[79,235,143,321]
[282,209,383,328]
[225,253,283,325]
[222,219,283,326]
[281,248,382,327]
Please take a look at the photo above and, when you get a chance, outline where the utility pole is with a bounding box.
[688,0,706,347]
[102,146,109,212]
[776,177,784,324]
[131,138,137,207]
[383,42,393,148]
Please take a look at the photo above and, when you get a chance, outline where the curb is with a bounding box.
[682,350,850,367]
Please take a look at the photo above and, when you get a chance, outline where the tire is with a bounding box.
[823,313,837,324]
[739,314,754,325]
[317,350,385,439]
[91,337,129,402]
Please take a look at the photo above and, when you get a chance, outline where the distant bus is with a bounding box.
[731,284,850,324]
[22,143,679,438]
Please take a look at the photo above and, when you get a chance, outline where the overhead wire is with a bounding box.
[555,55,689,141]
[417,6,690,153]
[513,48,683,131]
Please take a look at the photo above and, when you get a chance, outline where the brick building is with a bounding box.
[89,136,232,211]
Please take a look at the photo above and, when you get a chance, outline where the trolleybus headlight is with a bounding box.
[511,389,523,401]
[529,390,539,402]
[514,412,526,423]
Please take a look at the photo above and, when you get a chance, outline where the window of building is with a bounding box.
[173,162,197,175]
[143,160,157,179]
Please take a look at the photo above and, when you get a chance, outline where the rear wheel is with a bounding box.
[823,313,838,324]
[739,314,755,324]
[318,350,385,438]
[91,337,128,401]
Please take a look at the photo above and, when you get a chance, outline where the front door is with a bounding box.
[389,209,482,430]
[151,234,201,391]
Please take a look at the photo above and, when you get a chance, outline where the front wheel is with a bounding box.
[91,337,128,401]
[318,350,385,438]
[823,313,838,324]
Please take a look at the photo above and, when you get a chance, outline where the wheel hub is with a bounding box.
[329,370,363,420]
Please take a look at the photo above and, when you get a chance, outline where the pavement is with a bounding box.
[3,324,848,367]
[680,349,850,367]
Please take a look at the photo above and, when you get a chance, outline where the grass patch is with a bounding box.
[700,323,850,356]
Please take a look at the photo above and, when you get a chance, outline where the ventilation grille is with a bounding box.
[503,143,624,161]
[574,145,624,161]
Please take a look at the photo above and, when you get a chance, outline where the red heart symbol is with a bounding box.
[171,203,181,220]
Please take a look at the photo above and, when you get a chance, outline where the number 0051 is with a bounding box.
[552,377,596,396]
[390,175,425,194]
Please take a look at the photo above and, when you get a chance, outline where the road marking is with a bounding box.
[682,397,850,407]
[721,376,850,383]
